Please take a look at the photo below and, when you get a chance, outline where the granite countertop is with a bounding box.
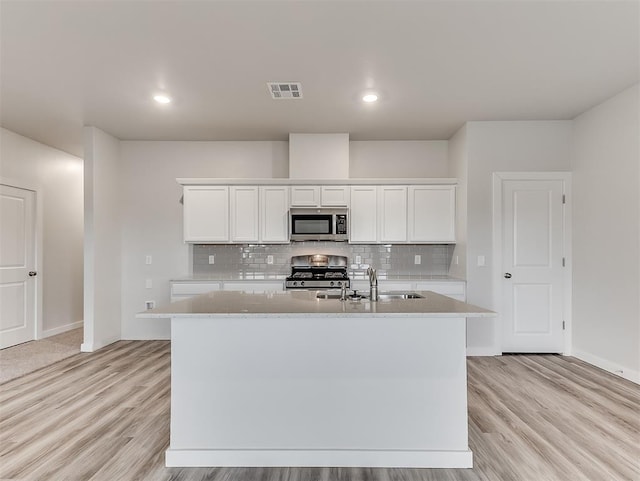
[170,273,288,282]
[170,274,465,282]
[139,289,493,319]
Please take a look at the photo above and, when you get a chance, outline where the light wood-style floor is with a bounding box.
[0,341,638,481]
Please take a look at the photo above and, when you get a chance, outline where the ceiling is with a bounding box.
[1,1,638,158]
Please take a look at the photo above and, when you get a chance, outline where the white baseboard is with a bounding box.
[572,349,640,385]
[41,320,83,339]
[121,334,171,341]
[80,335,120,352]
[466,346,499,357]
[165,448,473,468]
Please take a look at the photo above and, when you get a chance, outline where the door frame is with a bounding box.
[492,172,572,355]
[1,177,44,341]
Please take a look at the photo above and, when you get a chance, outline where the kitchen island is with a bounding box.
[139,290,494,469]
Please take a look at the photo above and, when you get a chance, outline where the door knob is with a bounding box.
[504,272,512,279]
[28,271,37,277]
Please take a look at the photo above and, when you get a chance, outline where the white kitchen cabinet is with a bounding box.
[170,281,222,303]
[184,185,289,244]
[171,279,283,302]
[183,186,229,243]
[260,186,289,243]
[408,185,456,243]
[415,281,465,301]
[230,186,259,242]
[290,186,320,206]
[350,279,465,301]
[349,186,378,243]
[222,281,284,292]
[291,185,349,207]
[378,186,407,243]
[350,186,407,243]
[320,186,349,206]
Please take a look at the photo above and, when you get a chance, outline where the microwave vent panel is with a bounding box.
[267,82,303,99]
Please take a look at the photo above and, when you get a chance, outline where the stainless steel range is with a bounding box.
[285,254,350,289]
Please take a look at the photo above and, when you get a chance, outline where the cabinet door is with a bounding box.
[260,186,290,243]
[321,186,349,206]
[349,186,377,243]
[230,186,259,242]
[183,186,229,242]
[222,281,284,292]
[415,281,466,301]
[290,186,320,206]
[378,186,407,243]
[408,186,456,243]
[170,281,222,302]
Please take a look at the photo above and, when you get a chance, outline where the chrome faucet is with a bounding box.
[340,282,348,301]
[367,267,379,302]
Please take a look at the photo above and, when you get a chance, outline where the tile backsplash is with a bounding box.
[193,243,454,277]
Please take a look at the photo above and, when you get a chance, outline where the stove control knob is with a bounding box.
[300,281,305,287]
[330,281,335,287]
[292,281,297,287]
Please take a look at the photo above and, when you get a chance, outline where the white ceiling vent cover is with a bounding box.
[267,82,303,99]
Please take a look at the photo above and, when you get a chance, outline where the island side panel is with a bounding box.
[168,315,471,467]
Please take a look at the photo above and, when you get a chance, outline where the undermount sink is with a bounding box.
[377,293,424,300]
[315,292,424,300]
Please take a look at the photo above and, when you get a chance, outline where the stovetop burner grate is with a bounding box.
[285,254,350,289]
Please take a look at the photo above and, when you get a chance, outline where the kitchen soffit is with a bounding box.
[0,1,638,157]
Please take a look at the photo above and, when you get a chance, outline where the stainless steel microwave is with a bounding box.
[289,208,348,241]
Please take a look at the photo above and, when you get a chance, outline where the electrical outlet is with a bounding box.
[208,255,215,264]
[145,255,152,265]
[355,255,362,264]
[477,255,486,267]
[145,279,152,289]
[145,300,155,310]
[414,255,421,264]
[454,255,459,265]
[266,255,274,265]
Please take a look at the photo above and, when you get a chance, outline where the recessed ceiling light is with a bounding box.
[154,94,172,104]
[362,93,378,103]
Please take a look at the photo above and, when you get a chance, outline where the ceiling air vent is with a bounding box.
[267,82,303,99]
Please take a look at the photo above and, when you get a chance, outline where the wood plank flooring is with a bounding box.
[0,341,638,481]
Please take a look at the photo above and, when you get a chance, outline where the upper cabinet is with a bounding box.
[290,186,320,206]
[230,186,259,242]
[349,186,378,243]
[350,184,456,244]
[291,185,349,207]
[378,186,407,243]
[408,185,456,243]
[260,186,290,243]
[183,186,229,242]
[320,186,349,206]
[181,180,455,245]
[183,185,289,244]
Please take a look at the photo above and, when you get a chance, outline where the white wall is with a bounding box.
[119,141,289,339]
[350,141,449,178]
[447,126,467,280]
[82,127,122,351]
[572,84,639,383]
[465,121,573,355]
[0,128,84,337]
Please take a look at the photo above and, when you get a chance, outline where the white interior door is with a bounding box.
[0,184,37,349]
[501,179,565,353]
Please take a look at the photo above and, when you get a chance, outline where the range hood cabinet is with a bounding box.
[288,133,349,180]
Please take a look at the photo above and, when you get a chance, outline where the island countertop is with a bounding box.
[138,289,494,319]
